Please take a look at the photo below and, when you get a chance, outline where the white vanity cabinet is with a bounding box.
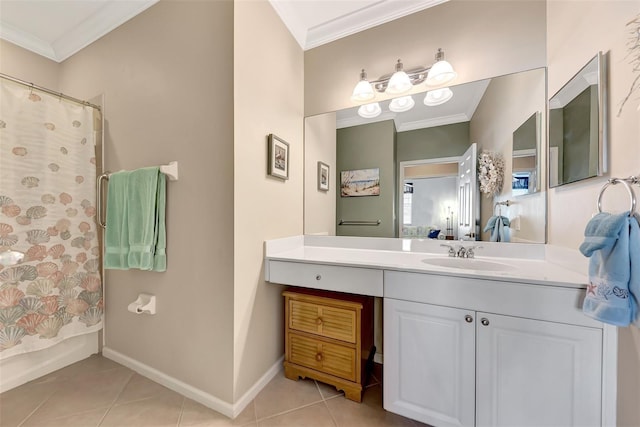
[384,271,606,427]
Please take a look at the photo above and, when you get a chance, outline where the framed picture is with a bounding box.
[340,168,380,197]
[317,161,330,191]
[267,134,289,180]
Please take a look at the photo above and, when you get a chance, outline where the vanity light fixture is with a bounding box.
[351,69,376,102]
[389,95,415,112]
[350,48,457,102]
[358,102,382,118]
[424,87,453,106]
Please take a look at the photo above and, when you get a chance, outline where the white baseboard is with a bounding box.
[102,347,283,419]
[232,355,284,418]
[0,332,99,393]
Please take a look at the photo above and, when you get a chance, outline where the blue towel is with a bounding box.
[483,215,510,242]
[580,212,639,326]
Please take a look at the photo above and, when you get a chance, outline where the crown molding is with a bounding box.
[336,110,397,129]
[396,113,470,132]
[0,0,158,62]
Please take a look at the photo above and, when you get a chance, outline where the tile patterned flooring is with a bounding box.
[0,354,427,426]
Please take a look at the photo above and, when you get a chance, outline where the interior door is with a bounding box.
[457,143,478,240]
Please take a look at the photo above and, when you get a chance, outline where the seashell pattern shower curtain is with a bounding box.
[0,79,102,359]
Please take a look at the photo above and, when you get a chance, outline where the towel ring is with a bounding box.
[597,178,637,215]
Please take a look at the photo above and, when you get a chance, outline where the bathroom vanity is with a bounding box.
[265,235,617,427]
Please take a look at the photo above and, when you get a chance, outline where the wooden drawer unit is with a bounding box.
[283,289,373,402]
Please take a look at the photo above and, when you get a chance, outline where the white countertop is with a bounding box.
[265,235,589,289]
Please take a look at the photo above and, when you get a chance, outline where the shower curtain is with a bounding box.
[0,79,102,359]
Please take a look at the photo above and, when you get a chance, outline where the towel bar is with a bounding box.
[338,219,381,226]
[597,178,637,215]
[96,161,178,229]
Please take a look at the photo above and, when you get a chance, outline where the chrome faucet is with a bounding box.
[466,246,483,259]
[440,244,457,257]
[441,243,483,258]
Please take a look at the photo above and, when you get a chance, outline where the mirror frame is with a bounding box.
[548,51,607,188]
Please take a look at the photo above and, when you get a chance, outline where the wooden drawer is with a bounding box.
[288,333,357,382]
[289,299,357,343]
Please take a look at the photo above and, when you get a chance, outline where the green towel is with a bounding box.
[104,167,166,272]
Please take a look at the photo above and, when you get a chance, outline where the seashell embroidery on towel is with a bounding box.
[76,252,87,263]
[54,309,73,326]
[0,326,27,350]
[0,287,25,308]
[60,147,68,155]
[12,147,27,156]
[21,177,39,188]
[57,289,78,307]
[72,120,81,128]
[28,93,41,102]
[0,306,25,325]
[66,208,78,217]
[0,120,6,129]
[26,206,47,219]
[48,271,64,286]
[84,206,96,217]
[47,226,58,237]
[17,313,48,335]
[75,176,84,184]
[58,275,80,290]
[0,235,18,246]
[44,122,55,131]
[60,230,71,241]
[80,137,87,145]
[55,219,71,232]
[0,196,14,207]
[48,163,60,172]
[80,275,101,292]
[0,224,14,237]
[78,222,91,233]
[83,259,99,274]
[61,261,79,275]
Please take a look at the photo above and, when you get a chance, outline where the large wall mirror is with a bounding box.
[549,52,607,187]
[304,68,547,244]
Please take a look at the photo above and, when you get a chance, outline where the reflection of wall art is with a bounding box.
[317,161,329,191]
[267,134,289,180]
[341,168,380,197]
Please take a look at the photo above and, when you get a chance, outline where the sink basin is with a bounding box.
[421,257,515,271]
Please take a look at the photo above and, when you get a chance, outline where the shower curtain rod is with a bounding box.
[0,72,101,111]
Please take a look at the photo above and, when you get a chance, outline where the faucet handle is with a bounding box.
[440,244,456,257]
[466,245,483,259]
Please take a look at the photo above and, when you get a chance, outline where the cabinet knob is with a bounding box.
[465,315,473,323]
[315,274,322,281]
[316,317,323,326]
[481,318,490,326]
[315,353,323,362]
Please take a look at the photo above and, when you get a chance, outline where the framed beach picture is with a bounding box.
[340,168,380,197]
[317,161,330,191]
[267,134,289,180]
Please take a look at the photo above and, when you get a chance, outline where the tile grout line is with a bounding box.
[322,399,340,427]
[15,385,59,427]
[255,398,326,423]
[175,396,186,427]
[96,370,135,426]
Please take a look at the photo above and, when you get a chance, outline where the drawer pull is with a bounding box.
[481,318,490,326]
[316,317,324,326]
[315,352,324,362]
[315,274,322,281]
[465,315,473,323]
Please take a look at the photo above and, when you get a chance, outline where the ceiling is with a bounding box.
[0,0,447,63]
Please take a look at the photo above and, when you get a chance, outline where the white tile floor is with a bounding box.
[0,354,428,427]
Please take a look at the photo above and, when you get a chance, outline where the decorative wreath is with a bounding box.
[478,150,504,197]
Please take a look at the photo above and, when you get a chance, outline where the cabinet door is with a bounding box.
[476,313,602,427]
[384,298,476,427]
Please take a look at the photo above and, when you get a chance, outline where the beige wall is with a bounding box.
[304,0,546,116]
[233,0,304,400]
[547,2,640,425]
[304,113,337,236]
[470,69,546,243]
[59,1,236,403]
[0,39,60,90]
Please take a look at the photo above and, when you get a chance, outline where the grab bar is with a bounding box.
[597,178,637,215]
[338,219,381,226]
[96,172,110,229]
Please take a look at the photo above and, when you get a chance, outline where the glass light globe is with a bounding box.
[351,69,375,102]
[358,102,382,118]
[424,88,453,106]
[389,96,415,112]
[385,60,412,95]
[426,60,457,86]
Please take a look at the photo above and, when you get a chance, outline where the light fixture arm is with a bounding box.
[370,65,433,93]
